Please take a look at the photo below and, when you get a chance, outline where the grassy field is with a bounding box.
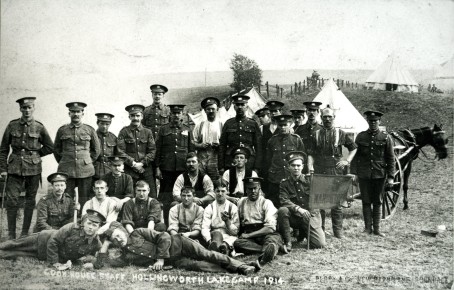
[0,87,452,289]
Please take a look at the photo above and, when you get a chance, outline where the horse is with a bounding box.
[390,124,449,210]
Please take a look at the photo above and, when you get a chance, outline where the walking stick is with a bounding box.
[307,217,311,250]
[0,175,7,239]
[73,187,79,228]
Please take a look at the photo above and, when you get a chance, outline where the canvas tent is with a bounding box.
[365,55,419,93]
[188,87,267,125]
[313,79,368,133]
[430,55,454,92]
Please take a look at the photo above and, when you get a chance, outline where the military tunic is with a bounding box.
[94,130,119,179]
[0,118,54,210]
[295,122,323,152]
[143,103,171,139]
[278,175,325,248]
[47,222,102,264]
[219,116,262,171]
[35,193,74,232]
[117,124,156,197]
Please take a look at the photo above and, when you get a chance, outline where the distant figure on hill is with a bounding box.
[427,84,432,92]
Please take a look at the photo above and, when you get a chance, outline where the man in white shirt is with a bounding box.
[82,179,118,234]
[168,187,204,241]
[222,147,258,205]
[202,183,239,256]
[193,97,223,182]
[172,153,215,207]
[233,177,284,267]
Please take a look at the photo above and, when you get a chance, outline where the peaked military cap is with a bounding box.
[232,146,251,159]
[290,108,307,116]
[273,114,293,125]
[255,108,270,117]
[66,102,87,111]
[243,177,264,184]
[85,209,106,224]
[232,95,250,104]
[168,104,186,113]
[303,101,322,110]
[95,113,115,122]
[108,155,125,166]
[201,97,220,109]
[125,104,145,114]
[150,84,168,93]
[364,110,383,120]
[266,100,285,111]
[47,172,69,183]
[16,97,36,107]
[285,151,307,163]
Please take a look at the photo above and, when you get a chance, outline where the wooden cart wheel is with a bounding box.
[381,157,403,220]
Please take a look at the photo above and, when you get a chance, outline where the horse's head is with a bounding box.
[431,124,449,159]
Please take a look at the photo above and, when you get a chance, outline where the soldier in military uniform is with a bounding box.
[193,97,223,182]
[295,102,323,173]
[254,108,271,126]
[143,84,171,139]
[219,95,262,174]
[117,104,157,197]
[54,102,101,209]
[0,209,105,267]
[277,152,326,251]
[307,107,357,238]
[352,111,395,237]
[290,108,307,131]
[0,97,54,239]
[93,113,120,180]
[35,173,76,232]
[265,115,305,208]
[155,104,195,223]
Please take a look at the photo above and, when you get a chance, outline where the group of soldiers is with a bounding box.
[0,83,395,275]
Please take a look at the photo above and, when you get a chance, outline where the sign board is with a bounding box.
[308,174,353,210]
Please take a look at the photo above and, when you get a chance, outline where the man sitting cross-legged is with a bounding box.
[94,221,259,275]
[202,182,239,256]
[168,186,204,242]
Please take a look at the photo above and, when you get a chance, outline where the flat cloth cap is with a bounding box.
[84,209,106,224]
[168,104,186,113]
[364,110,384,120]
[232,95,250,104]
[285,151,307,163]
[16,97,36,107]
[201,97,220,109]
[232,146,251,159]
[95,113,114,122]
[125,104,145,114]
[66,102,87,111]
[150,84,168,93]
[47,172,68,183]
[303,101,322,110]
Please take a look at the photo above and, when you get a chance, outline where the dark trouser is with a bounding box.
[0,230,55,260]
[277,207,326,249]
[66,176,93,209]
[158,170,184,226]
[125,166,156,198]
[266,182,281,208]
[233,232,283,255]
[359,178,386,233]
[168,235,245,273]
[315,165,344,236]
[197,149,220,183]
[5,174,40,238]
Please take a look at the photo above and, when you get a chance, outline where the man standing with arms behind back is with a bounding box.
[143,84,171,139]
[54,102,100,209]
[0,97,54,239]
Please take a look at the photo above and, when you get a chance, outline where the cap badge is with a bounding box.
[371,112,375,116]
[311,103,315,106]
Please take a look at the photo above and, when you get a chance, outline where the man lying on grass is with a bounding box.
[95,221,259,275]
[0,209,105,269]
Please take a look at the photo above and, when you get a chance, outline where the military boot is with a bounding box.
[20,208,34,237]
[372,204,385,237]
[6,210,17,240]
[362,203,372,234]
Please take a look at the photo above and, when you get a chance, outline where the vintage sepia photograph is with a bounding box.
[0,0,453,289]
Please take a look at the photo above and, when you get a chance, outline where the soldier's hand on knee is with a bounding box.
[298,208,311,221]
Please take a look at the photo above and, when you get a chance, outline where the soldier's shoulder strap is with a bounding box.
[83,123,96,130]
